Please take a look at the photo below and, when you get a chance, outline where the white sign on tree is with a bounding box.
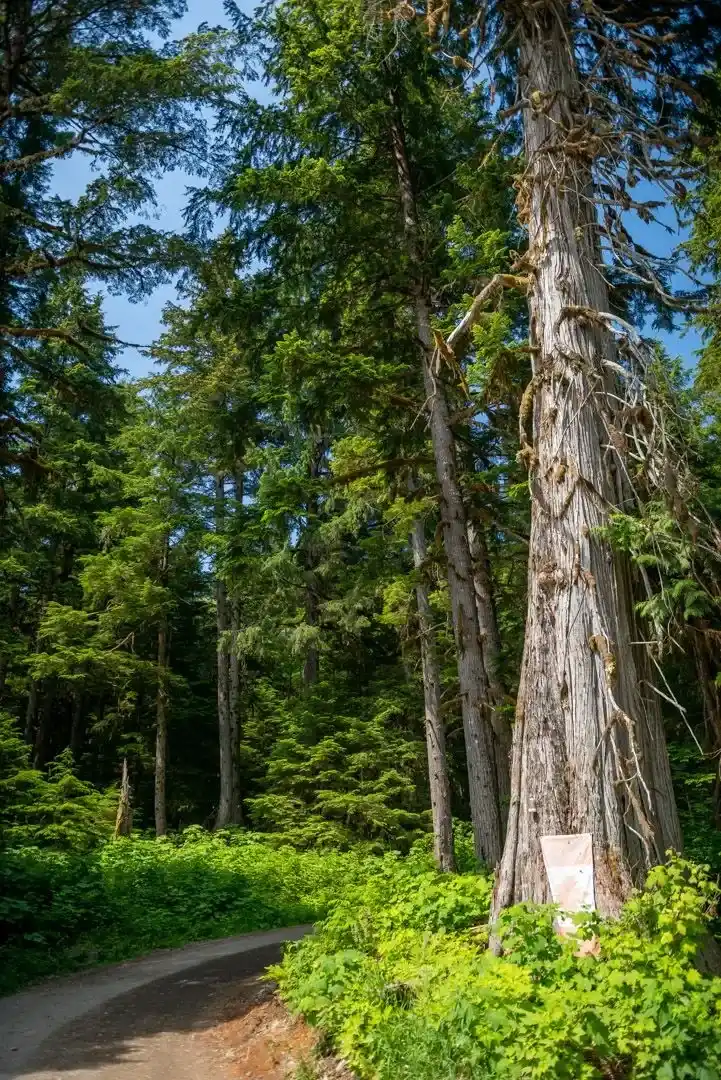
[540,833,595,935]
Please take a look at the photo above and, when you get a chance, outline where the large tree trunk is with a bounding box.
[410,511,456,871]
[215,472,234,829]
[493,3,681,918]
[389,91,504,864]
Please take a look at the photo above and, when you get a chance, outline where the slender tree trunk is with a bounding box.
[467,520,511,826]
[467,522,503,702]
[24,678,38,744]
[302,586,319,687]
[493,4,681,918]
[302,437,323,689]
[229,460,244,824]
[410,510,455,871]
[0,584,18,698]
[228,591,243,824]
[155,617,169,836]
[33,682,54,768]
[389,90,503,864]
[691,628,721,826]
[114,758,132,838]
[155,534,170,837]
[69,689,85,761]
[215,472,234,829]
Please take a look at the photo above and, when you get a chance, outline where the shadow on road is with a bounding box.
[21,943,284,1076]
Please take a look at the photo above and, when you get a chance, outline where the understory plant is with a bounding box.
[0,828,367,995]
[275,853,721,1080]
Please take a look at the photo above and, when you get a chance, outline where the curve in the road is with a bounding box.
[0,925,310,1080]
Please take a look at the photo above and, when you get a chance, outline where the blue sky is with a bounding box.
[52,0,704,379]
[52,0,245,379]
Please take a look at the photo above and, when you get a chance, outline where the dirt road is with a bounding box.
[0,926,310,1080]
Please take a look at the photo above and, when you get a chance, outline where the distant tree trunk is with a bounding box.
[24,678,39,744]
[410,511,455,871]
[302,586,319,687]
[228,591,243,824]
[691,627,721,825]
[215,472,234,829]
[33,682,54,768]
[69,689,85,761]
[0,584,18,698]
[492,4,681,918]
[467,520,510,827]
[155,534,170,837]
[155,617,169,836]
[229,461,244,824]
[302,436,323,689]
[467,522,503,702]
[114,758,133,838]
[389,90,504,865]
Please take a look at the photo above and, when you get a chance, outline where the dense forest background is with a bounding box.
[3,0,721,884]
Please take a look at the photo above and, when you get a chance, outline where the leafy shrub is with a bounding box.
[0,713,116,850]
[275,854,721,1080]
[0,828,368,995]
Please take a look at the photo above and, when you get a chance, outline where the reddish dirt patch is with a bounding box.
[203,975,333,1080]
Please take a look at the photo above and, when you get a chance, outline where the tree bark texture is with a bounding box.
[155,617,169,836]
[691,628,721,825]
[114,757,133,838]
[33,682,54,768]
[69,689,85,761]
[228,591,243,824]
[215,473,234,829]
[155,533,170,837]
[388,91,504,865]
[228,464,244,824]
[493,2,681,918]
[467,519,511,826]
[0,584,18,698]
[410,511,456,871]
[302,437,323,688]
[24,678,38,744]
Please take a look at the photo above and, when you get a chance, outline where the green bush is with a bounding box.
[0,828,367,995]
[275,853,721,1080]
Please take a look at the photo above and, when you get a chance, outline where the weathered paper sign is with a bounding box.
[540,832,595,933]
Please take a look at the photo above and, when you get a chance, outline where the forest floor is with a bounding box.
[0,927,313,1080]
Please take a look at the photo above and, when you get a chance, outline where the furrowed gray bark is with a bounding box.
[215,472,234,829]
[154,534,170,837]
[410,508,456,871]
[492,2,681,919]
[467,519,510,827]
[154,617,169,837]
[229,465,244,824]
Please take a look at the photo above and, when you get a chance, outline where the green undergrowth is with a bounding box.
[274,853,721,1080]
[0,827,367,995]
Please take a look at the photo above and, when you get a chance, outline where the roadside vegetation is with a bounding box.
[275,852,721,1080]
[0,826,365,995]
